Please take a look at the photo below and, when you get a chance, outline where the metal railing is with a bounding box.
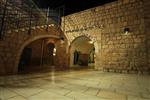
[0,0,64,39]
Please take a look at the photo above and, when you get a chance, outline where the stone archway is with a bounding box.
[68,34,99,69]
[14,35,60,73]
[0,24,68,74]
[66,32,99,53]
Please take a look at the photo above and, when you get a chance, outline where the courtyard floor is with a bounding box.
[0,69,150,100]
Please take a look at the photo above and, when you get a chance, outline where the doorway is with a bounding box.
[43,43,55,66]
[18,38,56,73]
[70,36,95,69]
[18,47,32,72]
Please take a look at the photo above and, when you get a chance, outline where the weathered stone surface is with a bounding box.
[0,0,150,75]
[63,0,150,74]
[0,25,67,75]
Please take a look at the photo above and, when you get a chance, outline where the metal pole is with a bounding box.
[63,5,65,33]
[40,39,45,66]
[62,5,65,40]
[58,7,61,26]
[28,5,33,34]
[59,5,65,43]
[46,7,49,31]
[0,0,8,39]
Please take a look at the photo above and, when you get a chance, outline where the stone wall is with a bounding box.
[55,37,68,70]
[0,0,68,75]
[0,0,149,75]
[143,0,150,70]
[17,38,68,72]
[28,39,43,66]
[63,0,150,73]
[0,26,68,75]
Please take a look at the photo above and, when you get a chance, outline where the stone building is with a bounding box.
[63,0,150,74]
[0,0,150,75]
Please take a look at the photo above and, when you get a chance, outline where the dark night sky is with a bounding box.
[32,0,117,15]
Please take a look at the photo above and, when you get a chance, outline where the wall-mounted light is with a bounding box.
[60,35,64,44]
[53,48,56,53]
[53,53,56,56]
[53,48,56,56]
[124,28,130,35]
[88,40,94,44]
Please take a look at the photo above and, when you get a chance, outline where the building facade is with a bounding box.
[63,0,150,73]
[0,0,150,75]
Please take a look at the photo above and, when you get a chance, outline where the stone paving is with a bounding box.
[0,70,150,100]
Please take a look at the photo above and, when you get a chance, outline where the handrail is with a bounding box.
[0,0,63,38]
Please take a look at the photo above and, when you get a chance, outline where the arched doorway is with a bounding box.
[43,43,55,66]
[69,36,95,69]
[18,38,56,73]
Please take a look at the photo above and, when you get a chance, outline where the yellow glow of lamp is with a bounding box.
[88,40,94,44]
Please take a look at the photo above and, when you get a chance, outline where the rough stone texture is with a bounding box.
[0,26,68,75]
[0,0,150,75]
[0,0,69,75]
[63,0,150,73]
[0,0,68,75]
[143,0,150,71]
[18,39,55,70]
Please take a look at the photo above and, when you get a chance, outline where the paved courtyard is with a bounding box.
[0,70,150,100]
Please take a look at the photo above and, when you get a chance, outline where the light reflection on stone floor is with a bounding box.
[0,70,150,100]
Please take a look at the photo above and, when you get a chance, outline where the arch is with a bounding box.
[69,34,99,53]
[68,35,98,69]
[14,34,60,73]
[70,35,91,45]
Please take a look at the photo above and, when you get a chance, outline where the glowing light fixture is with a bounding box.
[53,48,56,53]
[53,48,56,56]
[53,53,56,56]
[60,34,64,44]
[88,40,94,44]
